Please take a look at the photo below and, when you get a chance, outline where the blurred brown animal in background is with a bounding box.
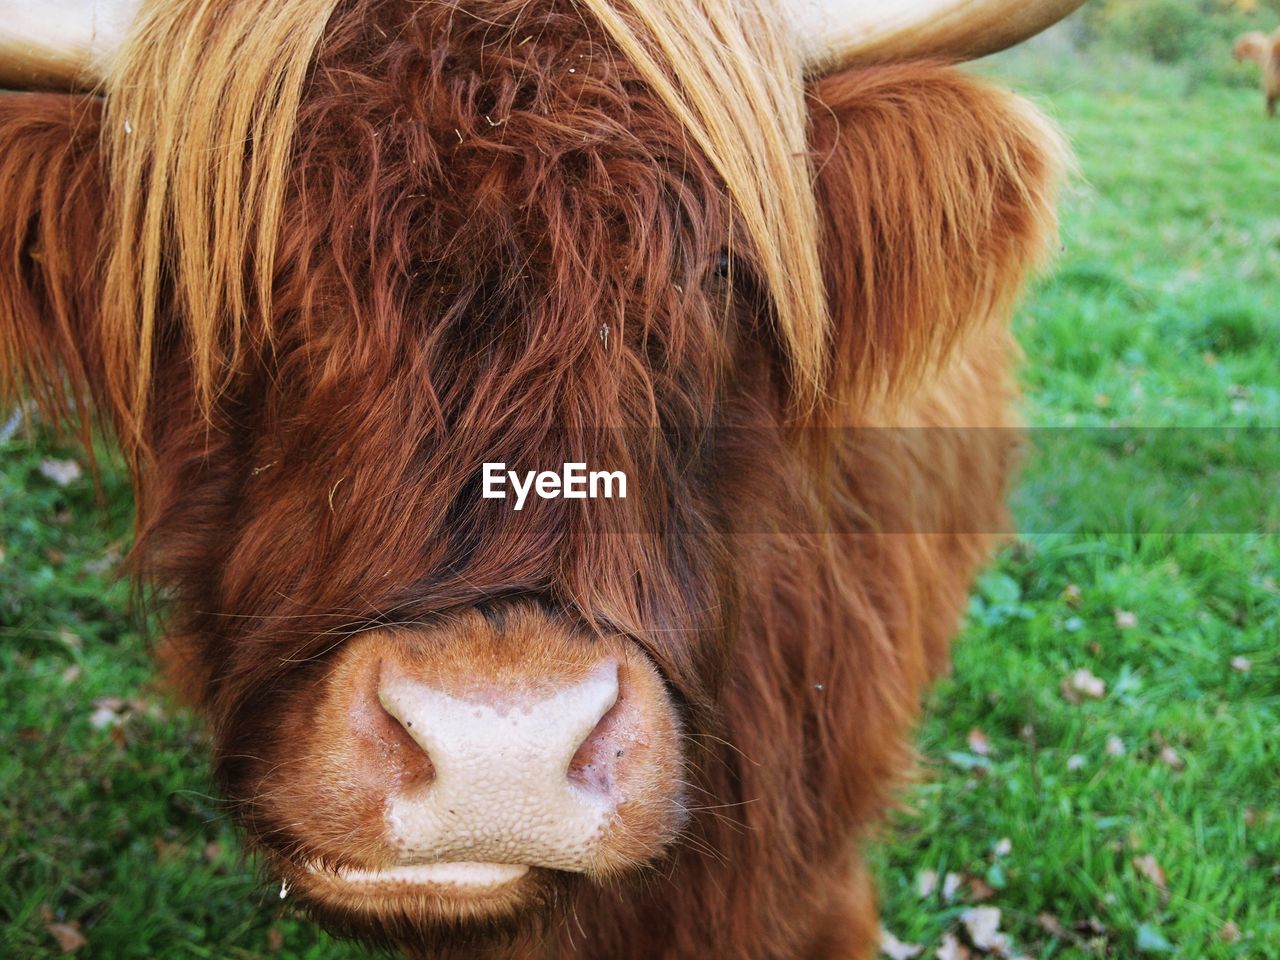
[1234,29,1280,115]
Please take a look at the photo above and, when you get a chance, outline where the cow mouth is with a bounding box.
[302,860,530,893]
[279,855,550,922]
[278,854,566,942]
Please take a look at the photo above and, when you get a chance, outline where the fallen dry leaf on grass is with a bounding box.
[1037,913,1069,938]
[47,923,87,954]
[960,906,1009,952]
[967,876,996,902]
[967,729,991,756]
[1062,668,1106,703]
[936,933,970,960]
[89,700,125,730]
[1114,609,1137,629]
[1230,656,1252,673]
[1219,922,1241,943]
[1158,745,1185,770]
[39,458,82,487]
[879,925,923,959]
[942,872,963,901]
[89,696,164,731]
[1106,735,1126,757]
[916,869,938,899]
[43,916,87,955]
[1132,854,1167,893]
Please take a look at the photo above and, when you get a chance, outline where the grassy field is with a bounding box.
[3,44,1278,960]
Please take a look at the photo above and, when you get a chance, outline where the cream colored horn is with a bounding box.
[791,0,1087,74]
[0,0,1087,89]
[0,0,138,89]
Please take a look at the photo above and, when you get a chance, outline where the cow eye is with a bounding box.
[713,251,732,279]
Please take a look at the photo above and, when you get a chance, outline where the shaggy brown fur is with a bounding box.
[0,0,1064,955]
[1235,29,1280,116]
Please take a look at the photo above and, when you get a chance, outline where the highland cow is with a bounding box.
[0,0,1079,956]
[1234,29,1280,116]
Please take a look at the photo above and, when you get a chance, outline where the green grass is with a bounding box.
[869,46,1280,959]
[3,44,1278,960]
[0,442,353,958]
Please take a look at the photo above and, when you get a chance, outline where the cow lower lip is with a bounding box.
[304,861,530,891]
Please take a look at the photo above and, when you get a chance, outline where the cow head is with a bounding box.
[0,0,1078,952]
[1234,31,1270,65]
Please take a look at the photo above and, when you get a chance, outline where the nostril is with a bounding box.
[567,662,627,796]
[567,707,619,795]
[373,663,436,788]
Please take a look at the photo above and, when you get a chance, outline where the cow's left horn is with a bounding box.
[0,0,139,90]
[790,0,1088,74]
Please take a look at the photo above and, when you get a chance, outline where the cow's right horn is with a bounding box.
[789,0,1087,75]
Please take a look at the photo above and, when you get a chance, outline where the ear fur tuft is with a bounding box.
[0,93,106,438]
[808,63,1068,414]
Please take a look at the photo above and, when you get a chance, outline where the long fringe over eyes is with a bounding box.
[98,0,827,455]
